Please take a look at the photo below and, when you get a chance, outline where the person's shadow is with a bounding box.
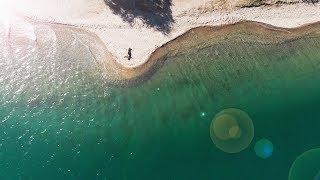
[104,0,174,34]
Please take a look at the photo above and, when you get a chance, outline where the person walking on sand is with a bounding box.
[127,48,132,60]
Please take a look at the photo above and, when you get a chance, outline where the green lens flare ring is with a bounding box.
[289,148,320,180]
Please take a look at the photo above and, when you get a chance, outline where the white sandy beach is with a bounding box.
[7,0,320,67]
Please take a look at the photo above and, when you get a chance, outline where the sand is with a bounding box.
[109,21,320,84]
[11,1,320,68]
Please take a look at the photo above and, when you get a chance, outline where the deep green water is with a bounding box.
[1,24,320,179]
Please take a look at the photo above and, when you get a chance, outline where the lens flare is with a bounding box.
[210,108,254,153]
[289,148,320,180]
[254,138,274,159]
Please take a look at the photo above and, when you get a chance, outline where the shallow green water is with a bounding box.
[1,24,320,179]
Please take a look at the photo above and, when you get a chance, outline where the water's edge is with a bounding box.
[106,21,320,85]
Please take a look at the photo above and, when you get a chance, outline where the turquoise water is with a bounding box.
[1,24,320,179]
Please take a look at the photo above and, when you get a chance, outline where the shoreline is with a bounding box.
[106,20,320,85]
[21,3,320,68]
[30,19,320,86]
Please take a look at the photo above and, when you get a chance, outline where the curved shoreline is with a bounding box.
[102,20,320,85]
[21,3,320,69]
[26,16,320,86]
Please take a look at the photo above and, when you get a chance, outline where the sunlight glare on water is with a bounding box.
[1,17,320,180]
[0,19,113,179]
